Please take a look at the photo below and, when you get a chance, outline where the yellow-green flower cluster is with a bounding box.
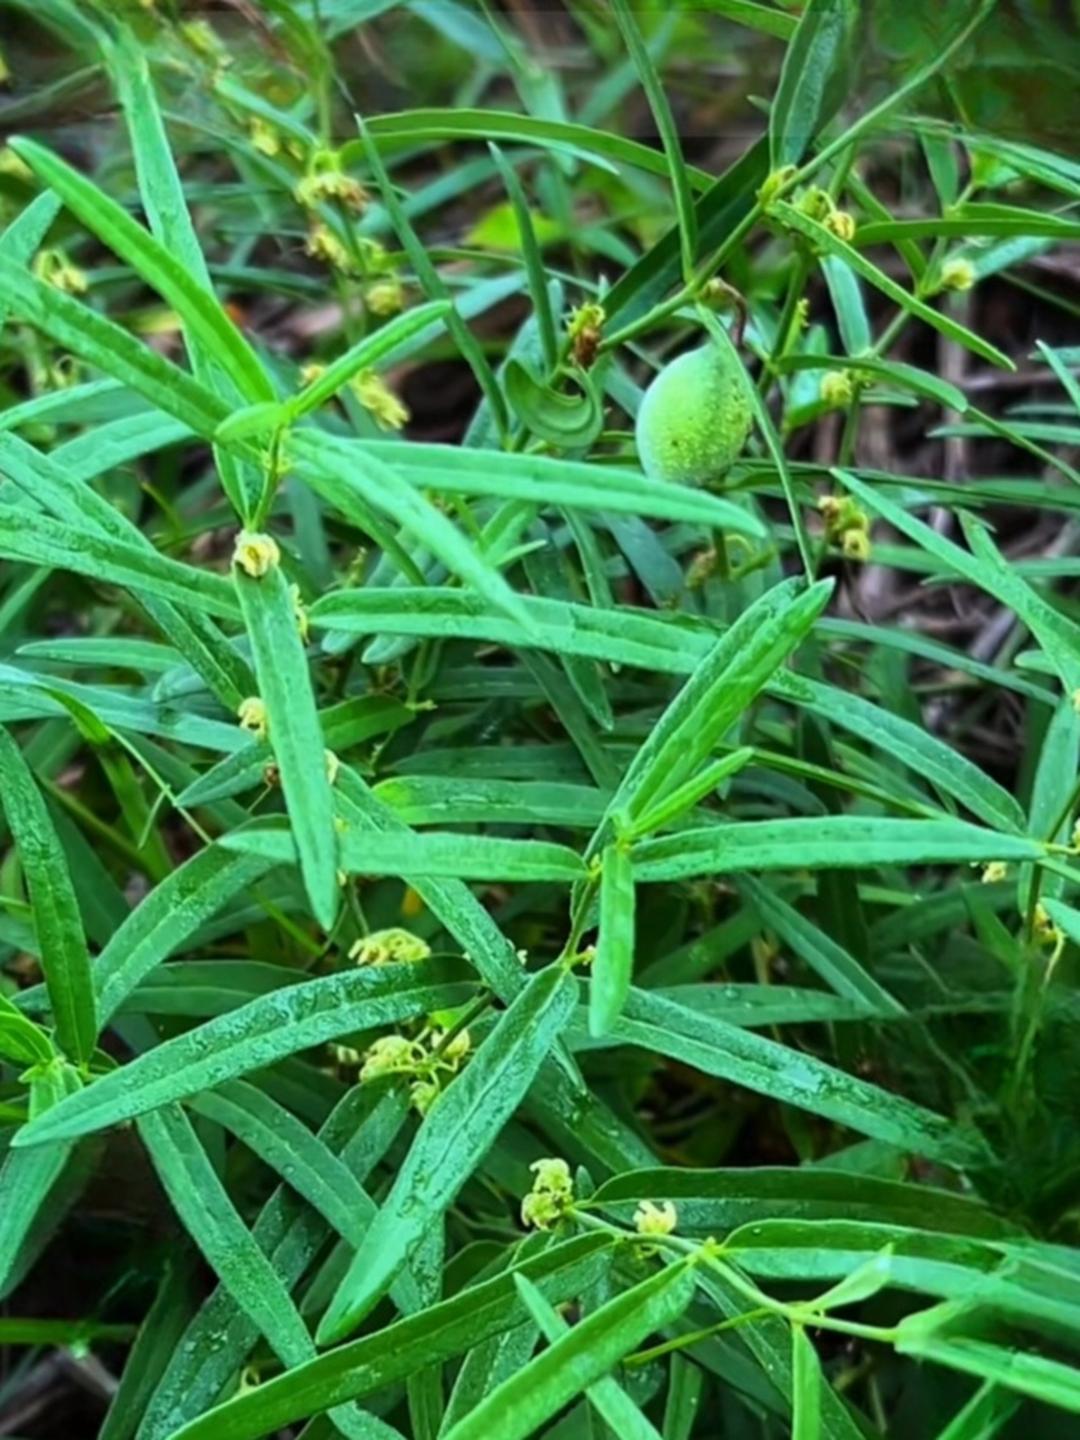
[237,696,268,739]
[295,168,369,216]
[32,248,87,296]
[349,928,432,967]
[819,370,855,410]
[353,370,409,431]
[356,1022,472,1115]
[634,1199,677,1237]
[233,530,280,578]
[521,1157,574,1231]
[818,494,872,562]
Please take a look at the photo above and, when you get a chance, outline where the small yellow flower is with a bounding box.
[235,1366,261,1397]
[365,279,405,317]
[410,1077,441,1115]
[841,528,871,562]
[824,208,857,242]
[300,361,327,387]
[249,119,281,158]
[1033,904,1060,948]
[349,928,433,966]
[353,370,409,431]
[981,861,1008,884]
[290,582,310,642]
[634,1199,678,1238]
[757,165,797,207]
[818,493,871,558]
[232,530,280,578]
[237,696,268,739]
[360,1033,420,1082]
[940,257,976,292]
[32,248,87,296]
[521,1157,574,1231]
[797,186,833,222]
[442,1028,471,1063]
[820,370,855,409]
[295,168,369,215]
[305,223,353,274]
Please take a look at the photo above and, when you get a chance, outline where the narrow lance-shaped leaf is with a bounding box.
[0,253,228,437]
[221,816,588,883]
[0,727,96,1063]
[97,1258,194,1440]
[791,1325,823,1440]
[106,23,259,519]
[590,843,637,1036]
[513,1275,664,1440]
[93,845,279,1025]
[140,1105,401,1437]
[166,1235,614,1440]
[442,1260,698,1440]
[334,765,528,1003]
[838,469,1080,692]
[895,1311,1080,1414]
[488,144,558,372]
[609,0,697,281]
[12,959,476,1148]
[0,190,62,335]
[137,1084,411,1440]
[632,817,1046,881]
[235,555,339,929]
[345,436,769,532]
[770,0,858,166]
[0,993,54,1068]
[190,1081,376,1245]
[284,300,452,421]
[611,987,990,1167]
[773,204,1014,370]
[292,431,539,636]
[349,107,712,185]
[10,136,274,406]
[0,429,252,710]
[317,961,578,1344]
[600,576,833,836]
[0,508,240,620]
[738,875,905,1015]
[0,1065,89,1300]
[137,1104,313,1365]
[357,117,510,441]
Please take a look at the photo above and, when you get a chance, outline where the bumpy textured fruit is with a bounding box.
[635,343,754,486]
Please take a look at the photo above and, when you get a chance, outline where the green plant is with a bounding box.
[2,1,1080,1437]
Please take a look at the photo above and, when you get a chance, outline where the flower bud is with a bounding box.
[353,370,409,431]
[634,1199,677,1237]
[233,530,280,578]
[237,696,268,739]
[820,370,855,409]
[824,208,857,242]
[940,257,976,292]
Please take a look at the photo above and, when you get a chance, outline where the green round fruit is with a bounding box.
[635,342,754,486]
